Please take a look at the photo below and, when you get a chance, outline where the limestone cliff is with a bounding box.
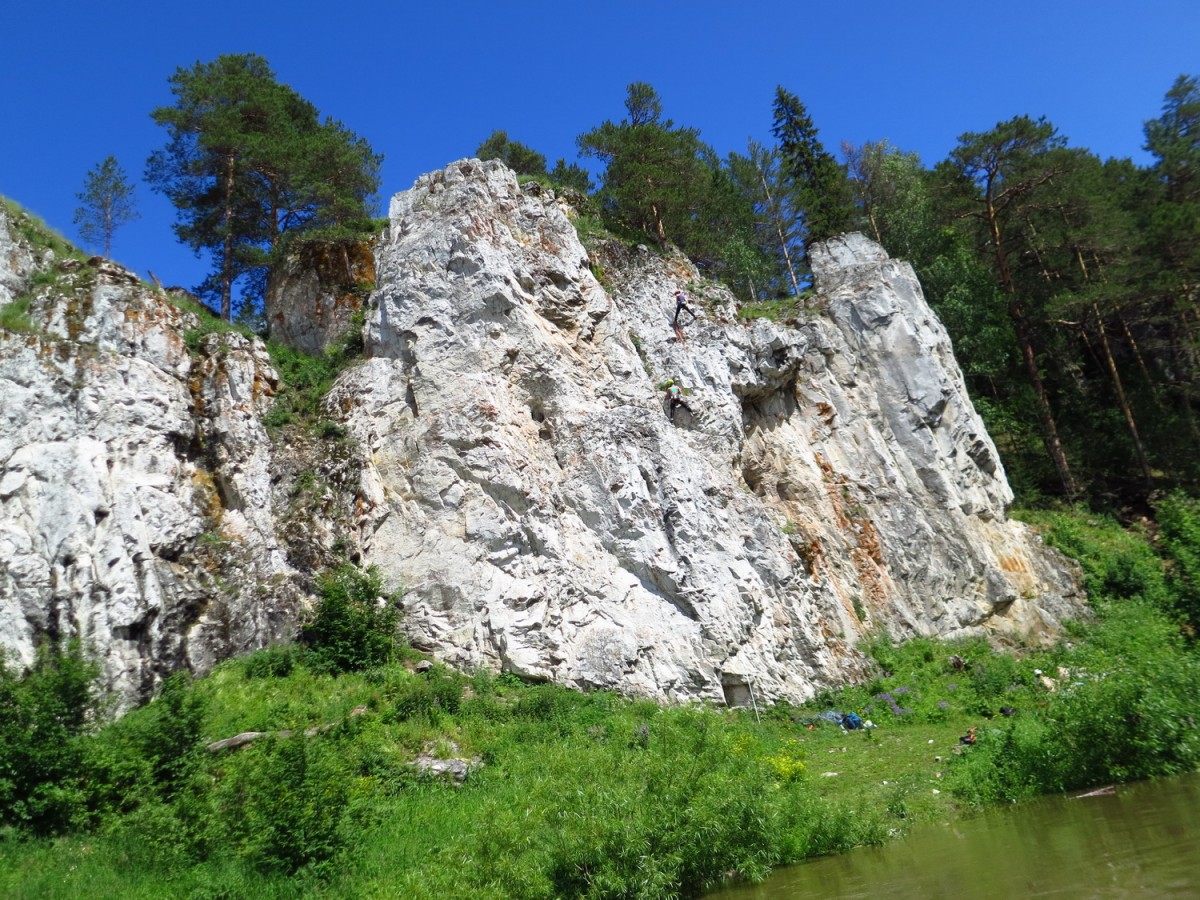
[330,160,1081,704]
[0,164,1083,707]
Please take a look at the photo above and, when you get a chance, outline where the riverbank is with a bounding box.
[2,506,1199,898]
[2,600,1196,899]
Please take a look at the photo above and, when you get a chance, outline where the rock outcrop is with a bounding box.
[265,239,375,354]
[328,159,1081,705]
[0,245,309,703]
[0,161,1083,708]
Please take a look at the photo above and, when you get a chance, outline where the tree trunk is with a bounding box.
[220,152,236,321]
[987,194,1078,498]
[1091,305,1153,488]
[1010,299,1079,498]
[757,169,801,295]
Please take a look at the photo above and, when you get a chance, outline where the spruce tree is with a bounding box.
[771,87,854,246]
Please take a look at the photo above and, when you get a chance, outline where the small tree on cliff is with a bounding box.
[475,130,548,176]
[146,53,382,320]
[73,156,139,258]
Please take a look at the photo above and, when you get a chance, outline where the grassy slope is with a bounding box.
[6,585,1196,900]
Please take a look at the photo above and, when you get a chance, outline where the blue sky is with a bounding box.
[3,0,1196,295]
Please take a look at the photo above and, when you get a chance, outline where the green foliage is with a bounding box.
[261,325,361,432]
[475,129,547,176]
[0,640,103,835]
[1155,490,1200,626]
[772,86,855,246]
[213,733,350,875]
[724,141,809,298]
[1016,507,1172,607]
[577,81,758,282]
[73,155,139,257]
[0,296,33,332]
[125,673,207,798]
[389,671,465,724]
[241,644,300,679]
[1,196,88,262]
[949,602,1200,805]
[549,157,594,193]
[301,563,401,673]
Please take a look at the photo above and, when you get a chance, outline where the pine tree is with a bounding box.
[577,82,713,248]
[73,156,139,258]
[939,115,1079,498]
[146,53,381,320]
[475,130,548,176]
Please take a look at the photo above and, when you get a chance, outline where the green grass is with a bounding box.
[1,196,88,263]
[11,615,1192,899]
[0,296,33,332]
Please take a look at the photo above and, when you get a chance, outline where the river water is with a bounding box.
[709,772,1200,898]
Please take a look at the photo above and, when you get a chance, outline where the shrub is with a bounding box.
[263,324,362,432]
[390,674,465,723]
[241,645,299,680]
[1156,490,1200,627]
[213,733,350,875]
[302,563,401,673]
[0,640,103,835]
[125,673,207,799]
[1019,507,1171,607]
[949,602,1200,804]
[0,296,33,332]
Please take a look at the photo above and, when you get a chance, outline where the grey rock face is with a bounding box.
[265,240,375,354]
[329,159,1082,705]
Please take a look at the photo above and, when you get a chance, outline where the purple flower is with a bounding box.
[947,684,958,691]
[938,701,949,709]
[893,686,910,695]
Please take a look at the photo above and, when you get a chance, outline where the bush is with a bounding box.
[1156,490,1200,627]
[1019,507,1172,607]
[125,673,207,799]
[302,563,401,673]
[0,640,103,835]
[213,733,350,875]
[390,674,465,723]
[949,602,1200,804]
[242,645,299,680]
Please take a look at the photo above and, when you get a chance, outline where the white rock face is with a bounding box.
[0,243,303,703]
[0,205,37,305]
[0,165,1083,708]
[329,160,1082,705]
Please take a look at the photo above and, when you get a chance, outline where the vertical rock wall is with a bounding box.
[0,165,1084,708]
[328,160,1082,705]
[0,226,306,703]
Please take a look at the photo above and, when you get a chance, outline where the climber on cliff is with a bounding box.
[663,378,694,424]
[672,289,698,341]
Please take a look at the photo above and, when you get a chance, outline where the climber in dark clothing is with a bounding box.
[664,379,693,423]
[673,289,698,328]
